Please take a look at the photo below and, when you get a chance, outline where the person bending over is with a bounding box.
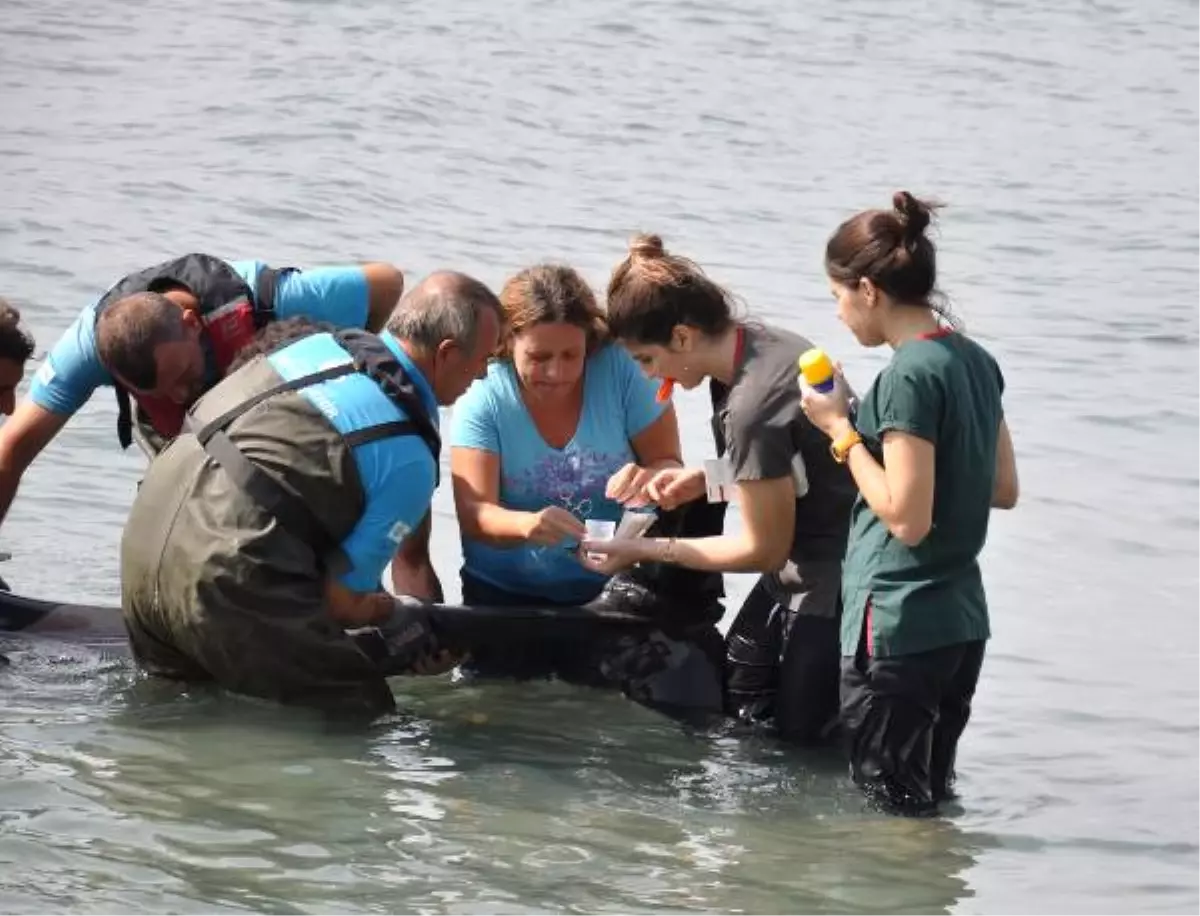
[0,252,405,526]
[120,272,500,713]
[580,236,858,745]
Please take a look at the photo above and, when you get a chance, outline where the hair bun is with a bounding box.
[629,233,665,261]
[892,190,932,238]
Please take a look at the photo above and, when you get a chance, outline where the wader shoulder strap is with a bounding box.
[188,357,364,577]
[251,266,297,327]
[341,420,418,449]
[336,329,442,482]
[708,379,730,460]
[115,386,134,450]
[190,362,357,444]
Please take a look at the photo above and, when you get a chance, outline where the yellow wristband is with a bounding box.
[830,428,863,464]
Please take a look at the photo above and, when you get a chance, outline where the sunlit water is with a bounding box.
[1,0,1196,911]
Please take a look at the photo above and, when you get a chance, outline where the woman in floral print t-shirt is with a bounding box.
[449,264,682,606]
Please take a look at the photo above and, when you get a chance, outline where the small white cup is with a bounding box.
[584,519,616,560]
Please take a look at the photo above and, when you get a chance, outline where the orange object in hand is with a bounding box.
[656,378,676,403]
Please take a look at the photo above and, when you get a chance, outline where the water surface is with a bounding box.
[1,0,1196,911]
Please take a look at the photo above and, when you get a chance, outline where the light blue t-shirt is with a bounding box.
[29,259,371,417]
[266,330,438,594]
[450,343,666,603]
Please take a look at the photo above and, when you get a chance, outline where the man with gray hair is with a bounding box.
[119,271,501,713]
[384,271,507,603]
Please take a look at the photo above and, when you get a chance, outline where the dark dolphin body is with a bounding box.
[0,502,731,723]
[0,587,130,648]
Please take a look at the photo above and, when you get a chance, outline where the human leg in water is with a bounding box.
[929,639,986,804]
[724,565,842,745]
[772,566,842,745]
[840,615,987,816]
[723,578,783,725]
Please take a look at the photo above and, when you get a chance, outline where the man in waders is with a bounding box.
[118,272,502,713]
[0,253,405,529]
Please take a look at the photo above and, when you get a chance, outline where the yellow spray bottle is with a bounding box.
[797,348,836,394]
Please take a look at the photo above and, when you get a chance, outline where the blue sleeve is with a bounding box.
[28,305,113,416]
[268,264,370,329]
[336,448,438,593]
[612,345,666,440]
[449,376,500,453]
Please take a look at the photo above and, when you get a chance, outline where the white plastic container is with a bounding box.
[584,519,617,559]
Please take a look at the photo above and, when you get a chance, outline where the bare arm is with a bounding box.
[361,263,405,332]
[830,420,935,548]
[835,415,1014,539]
[0,401,69,527]
[451,446,584,547]
[991,416,1019,509]
[389,510,444,601]
[606,405,684,505]
[655,476,794,572]
[585,476,795,574]
[323,577,396,627]
[630,404,683,470]
[452,446,536,546]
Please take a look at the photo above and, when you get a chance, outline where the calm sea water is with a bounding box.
[1,0,1197,912]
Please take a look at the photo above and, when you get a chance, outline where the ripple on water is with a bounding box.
[0,0,1197,912]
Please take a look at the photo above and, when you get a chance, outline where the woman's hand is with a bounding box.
[644,466,706,510]
[522,506,587,546]
[798,369,854,439]
[605,462,657,508]
[576,536,656,575]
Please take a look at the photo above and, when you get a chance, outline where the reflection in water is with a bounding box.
[0,0,1196,909]
[3,653,985,914]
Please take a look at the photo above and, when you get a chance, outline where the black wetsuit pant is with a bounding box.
[722,566,843,745]
[840,616,986,816]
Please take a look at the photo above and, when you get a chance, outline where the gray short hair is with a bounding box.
[385,272,502,353]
